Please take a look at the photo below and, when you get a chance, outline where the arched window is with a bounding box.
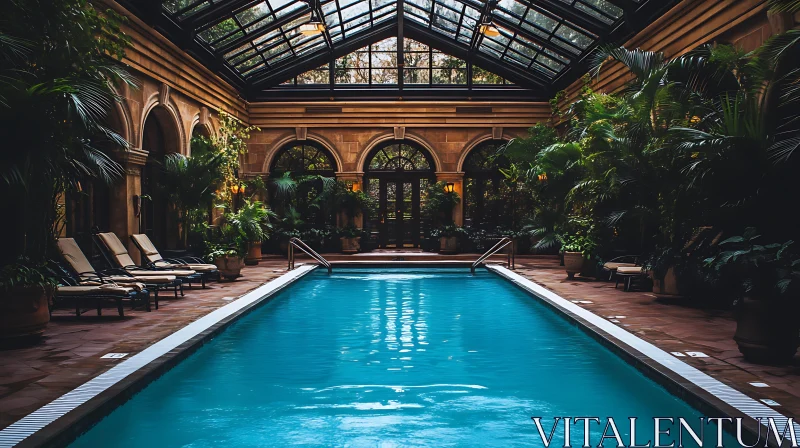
[366,143,433,172]
[270,141,336,176]
[463,140,512,230]
[363,141,436,249]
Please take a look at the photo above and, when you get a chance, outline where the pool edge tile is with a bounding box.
[487,265,800,443]
[0,265,318,448]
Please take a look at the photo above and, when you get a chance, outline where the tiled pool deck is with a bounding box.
[0,256,798,433]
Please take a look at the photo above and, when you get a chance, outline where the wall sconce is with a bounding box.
[538,173,548,182]
[350,181,360,192]
[445,183,455,193]
[230,184,240,195]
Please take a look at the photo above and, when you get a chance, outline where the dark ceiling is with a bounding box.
[121,0,678,101]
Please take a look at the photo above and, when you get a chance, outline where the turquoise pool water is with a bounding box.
[71,268,733,447]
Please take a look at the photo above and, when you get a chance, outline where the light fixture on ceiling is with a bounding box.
[478,18,500,37]
[300,1,326,36]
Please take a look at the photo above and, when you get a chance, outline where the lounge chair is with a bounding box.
[93,231,202,295]
[56,237,181,308]
[615,266,648,292]
[130,233,218,287]
[601,255,639,281]
[48,265,149,316]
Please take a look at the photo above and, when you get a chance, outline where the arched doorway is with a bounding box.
[363,141,436,248]
[141,106,181,250]
[463,140,511,230]
[269,141,337,227]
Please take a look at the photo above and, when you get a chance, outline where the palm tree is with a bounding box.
[0,0,135,269]
[159,152,225,247]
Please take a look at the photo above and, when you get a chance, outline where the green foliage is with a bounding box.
[559,216,599,258]
[337,226,362,239]
[421,182,460,225]
[212,111,260,207]
[431,225,467,238]
[205,200,276,259]
[227,200,277,244]
[0,0,133,284]
[705,228,799,300]
[502,124,558,165]
[0,259,57,292]
[767,0,800,13]
[159,149,225,247]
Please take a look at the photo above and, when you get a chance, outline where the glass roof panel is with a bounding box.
[155,0,672,89]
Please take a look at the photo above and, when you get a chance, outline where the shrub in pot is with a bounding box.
[422,182,461,253]
[705,228,800,364]
[0,262,56,342]
[338,226,361,254]
[432,225,466,254]
[560,232,598,279]
[229,200,276,266]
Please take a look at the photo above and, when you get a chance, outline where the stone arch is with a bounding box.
[261,131,342,174]
[140,92,186,155]
[187,112,216,157]
[456,133,513,172]
[358,130,441,173]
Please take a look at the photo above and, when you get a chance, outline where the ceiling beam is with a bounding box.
[216,5,312,55]
[184,0,263,32]
[515,0,607,36]
[246,21,399,92]
[404,21,551,90]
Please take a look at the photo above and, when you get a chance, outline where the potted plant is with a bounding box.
[0,1,132,341]
[705,229,799,364]
[560,216,598,279]
[276,207,304,255]
[1,262,56,342]
[206,222,246,280]
[208,242,245,280]
[645,247,682,297]
[338,226,362,254]
[229,200,276,265]
[432,225,466,254]
[422,182,461,253]
[333,183,376,253]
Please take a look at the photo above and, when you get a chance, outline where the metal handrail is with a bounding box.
[288,237,332,273]
[471,237,514,274]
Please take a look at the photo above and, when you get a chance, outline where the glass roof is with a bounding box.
[151,0,673,94]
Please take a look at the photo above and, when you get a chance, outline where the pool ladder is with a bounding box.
[471,237,515,274]
[288,237,332,273]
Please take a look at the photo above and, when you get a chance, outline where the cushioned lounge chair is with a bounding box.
[57,237,180,308]
[130,233,218,287]
[49,265,149,316]
[615,266,648,292]
[601,255,639,281]
[93,232,202,295]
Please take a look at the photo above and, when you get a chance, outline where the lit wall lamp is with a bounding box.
[445,182,455,193]
[350,181,360,192]
[538,173,548,182]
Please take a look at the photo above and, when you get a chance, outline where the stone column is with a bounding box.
[435,172,465,226]
[109,148,147,265]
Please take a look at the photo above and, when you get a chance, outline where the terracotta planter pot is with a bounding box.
[734,297,800,364]
[245,242,262,266]
[340,236,360,254]
[651,266,680,296]
[440,236,458,254]
[563,252,584,279]
[0,285,52,341]
[214,256,244,281]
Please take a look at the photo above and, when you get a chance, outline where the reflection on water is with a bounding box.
[71,269,735,448]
